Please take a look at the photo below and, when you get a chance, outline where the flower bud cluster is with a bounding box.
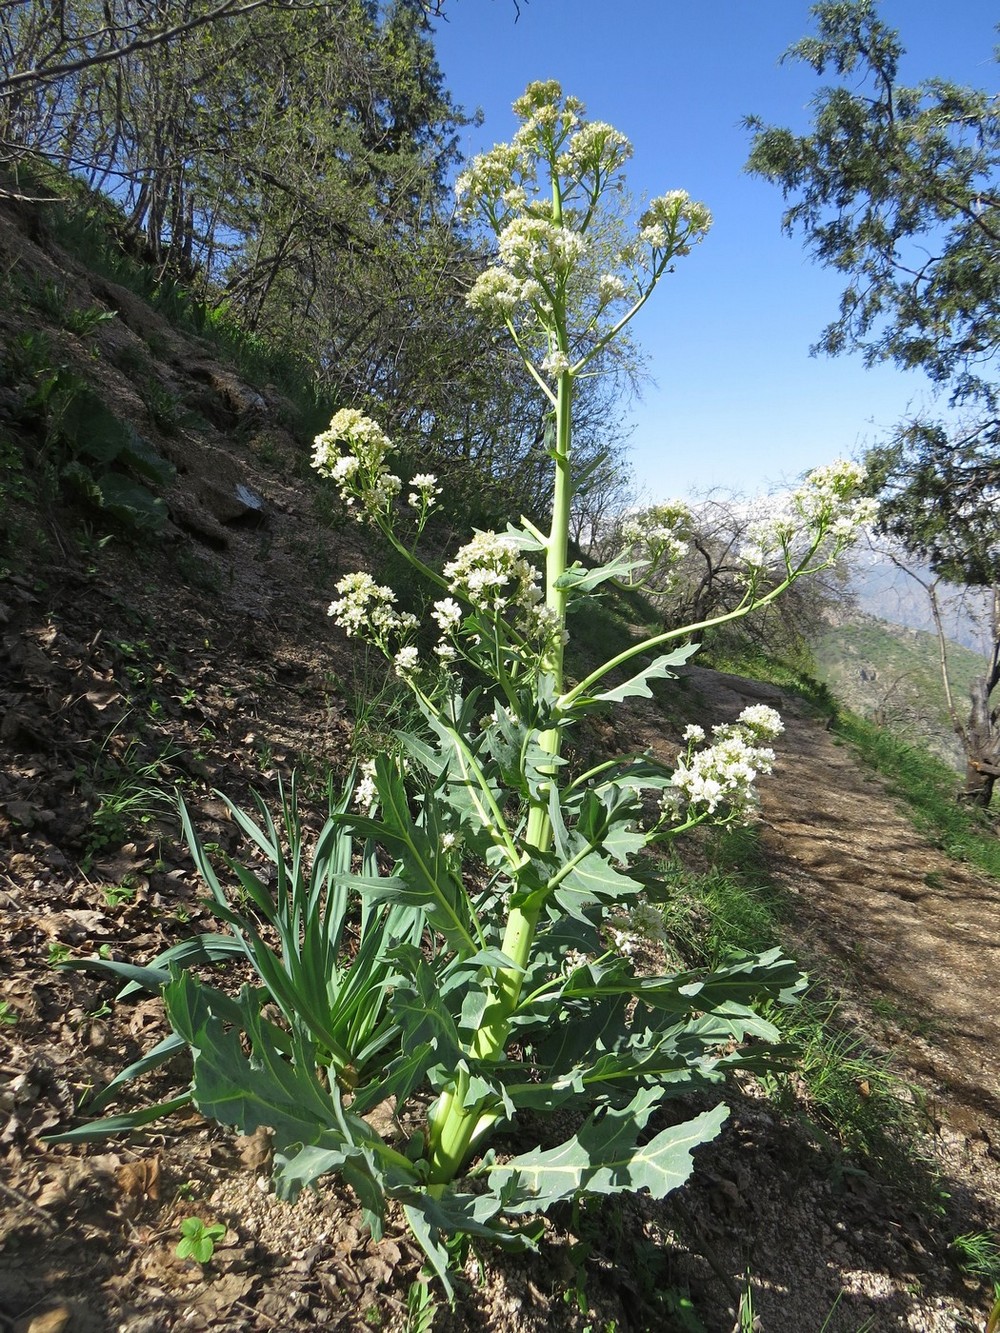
[637,192,713,256]
[620,502,691,589]
[665,705,784,820]
[607,898,668,958]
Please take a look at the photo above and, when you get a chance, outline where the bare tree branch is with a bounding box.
[0,0,318,96]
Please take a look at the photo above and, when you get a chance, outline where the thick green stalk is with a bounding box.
[426,369,574,1183]
[481,364,573,1028]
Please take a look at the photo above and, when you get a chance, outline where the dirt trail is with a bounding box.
[691,665,1000,1150]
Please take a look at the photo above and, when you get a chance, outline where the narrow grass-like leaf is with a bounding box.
[44,1094,192,1143]
[81,1032,188,1113]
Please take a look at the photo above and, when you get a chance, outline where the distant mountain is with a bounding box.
[843,545,993,654]
[810,608,986,773]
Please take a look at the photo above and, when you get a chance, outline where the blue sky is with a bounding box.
[430,1,999,503]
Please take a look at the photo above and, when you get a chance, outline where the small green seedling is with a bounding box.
[176,1216,226,1264]
[102,881,137,908]
[0,1001,18,1026]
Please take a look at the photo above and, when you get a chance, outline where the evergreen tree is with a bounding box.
[747,0,1000,805]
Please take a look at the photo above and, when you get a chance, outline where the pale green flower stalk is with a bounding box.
[455,79,711,721]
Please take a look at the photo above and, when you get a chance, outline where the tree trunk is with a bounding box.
[960,675,999,807]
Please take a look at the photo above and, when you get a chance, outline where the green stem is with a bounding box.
[426,365,575,1179]
[426,1068,471,1183]
[561,532,830,709]
[487,363,574,1012]
[376,515,448,591]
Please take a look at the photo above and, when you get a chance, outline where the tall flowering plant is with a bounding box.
[61,83,875,1288]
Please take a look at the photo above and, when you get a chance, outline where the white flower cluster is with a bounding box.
[394,644,420,678]
[312,409,392,474]
[454,143,521,215]
[540,348,572,378]
[443,531,541,615]
[607,898,668,957]
[620,502,691,587]
[499,216,588,278]
[408,472,441,510]
[312,410,403,522]
[457,84,627,230]
[796,460,879,538]
[467,214,589,328]
[327,572,418,665]
[743,460,877,566]
[556,120,632,180]
[456,81,711,371]
[465,267,540,319]
[597,273,630,303]
[312,410,439,527]
[638,191,712,255]
[431,596,463,633]
[563,947,590,974]
[734,704,785,743]
[431,531,566,662]
[355,759,378,816]
[512,80,584,148]
[621,501,690,550]
[666,705,784,820]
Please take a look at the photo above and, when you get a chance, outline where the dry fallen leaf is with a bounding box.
[16,1303,73,1333]
[235,1125,273,1170]
[116,1156,162,1202]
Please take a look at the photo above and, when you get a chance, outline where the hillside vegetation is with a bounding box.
[2,3,1000,1326]
[811,614,985,771]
